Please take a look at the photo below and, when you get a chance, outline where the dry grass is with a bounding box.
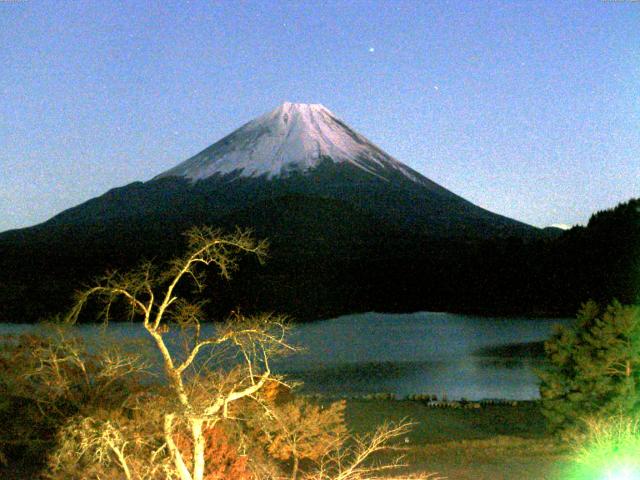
[404,436,568,479]
[343,399,571,480]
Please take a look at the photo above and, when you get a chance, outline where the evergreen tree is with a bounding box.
[539,300,640,432]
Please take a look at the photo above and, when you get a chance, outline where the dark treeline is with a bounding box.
[0,198,637,323]
[235,197,638,320]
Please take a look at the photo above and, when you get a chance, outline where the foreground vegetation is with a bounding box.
[0,228,417,479]
[0,385,567,480]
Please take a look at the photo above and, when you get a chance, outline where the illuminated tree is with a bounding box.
[0,325,150,477]
[249,395,347,480]
[66,227,292,480]
[539,300,640,433]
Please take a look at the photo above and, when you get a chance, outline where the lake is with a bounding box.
[0,311,570,401]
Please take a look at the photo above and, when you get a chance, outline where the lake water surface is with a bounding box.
[0,311,569,401]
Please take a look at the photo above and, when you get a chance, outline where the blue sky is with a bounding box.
[1,0,638,232]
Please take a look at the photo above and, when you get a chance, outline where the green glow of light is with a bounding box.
[563,416,640,480]
[604,465,640,480]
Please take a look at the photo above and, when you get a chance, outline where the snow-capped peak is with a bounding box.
[155,102,424,184]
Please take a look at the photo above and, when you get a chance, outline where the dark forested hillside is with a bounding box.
[0,198,637,323]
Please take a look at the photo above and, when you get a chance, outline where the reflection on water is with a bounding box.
[0,311,569,400]
[275,357,548,400]
[272,311,569,400]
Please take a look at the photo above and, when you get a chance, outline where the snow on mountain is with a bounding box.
[549,223,572,230]
[155,102,425,185]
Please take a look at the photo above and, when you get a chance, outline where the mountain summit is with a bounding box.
[156,102,427,185]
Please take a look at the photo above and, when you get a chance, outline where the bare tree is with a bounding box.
[65,227,292,480]
[248,396,347,480]
[308,421,414,480]
[23,226,437,480]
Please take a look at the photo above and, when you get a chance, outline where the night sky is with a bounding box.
[1,0,638,233]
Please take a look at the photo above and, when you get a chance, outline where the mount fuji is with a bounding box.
[0,102,543,322]
[21,102,536,238]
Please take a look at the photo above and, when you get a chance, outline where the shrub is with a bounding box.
[247,393,347,480]
[0,327,149,473]
[564,415,640,480]
[173,426,251,480]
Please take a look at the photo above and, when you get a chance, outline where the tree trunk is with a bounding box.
[164,413,193,480]
[191,418,206,480]
[291,453,299,480]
